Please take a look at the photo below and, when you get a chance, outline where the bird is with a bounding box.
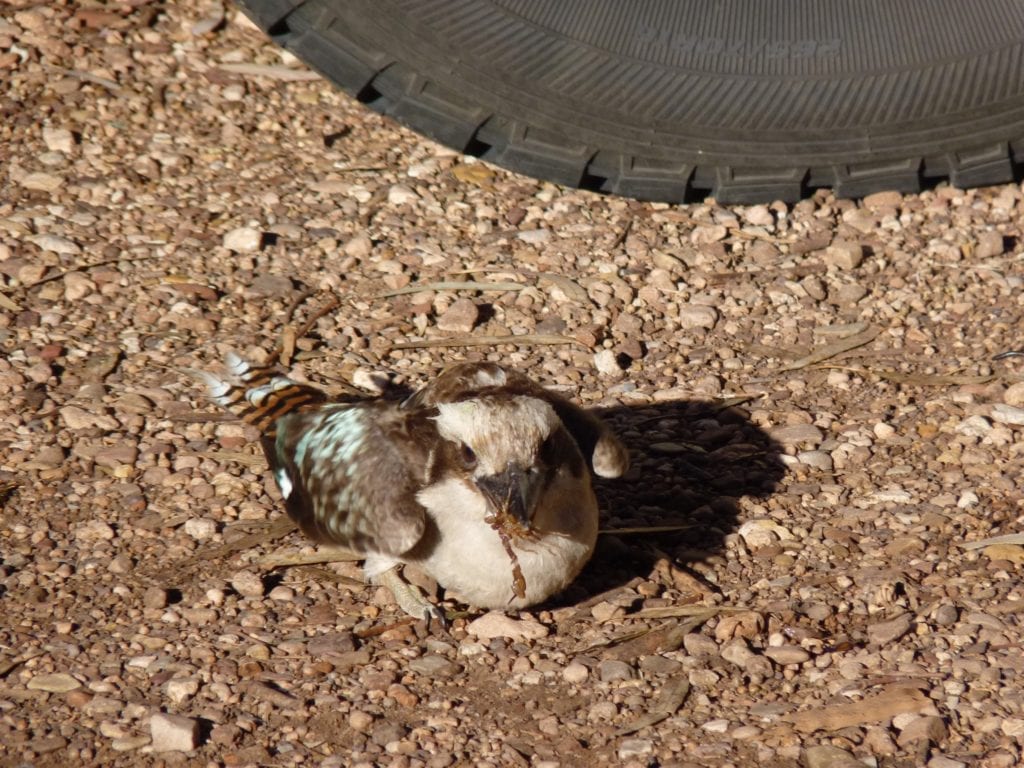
[191,351,629,622]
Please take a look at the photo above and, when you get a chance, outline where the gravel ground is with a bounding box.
[3,3,1024,768]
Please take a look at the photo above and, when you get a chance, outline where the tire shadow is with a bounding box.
[556,398,786,605]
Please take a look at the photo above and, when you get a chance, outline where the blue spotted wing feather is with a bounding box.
[193,352,428,557]
[270,403,427,555]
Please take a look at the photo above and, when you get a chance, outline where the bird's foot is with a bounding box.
[375,566,447,631]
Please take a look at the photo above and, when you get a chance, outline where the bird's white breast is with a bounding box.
[412,476,598,609]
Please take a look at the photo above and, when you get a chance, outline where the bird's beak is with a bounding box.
[476,465,540,526]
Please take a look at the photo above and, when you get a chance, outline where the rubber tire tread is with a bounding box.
[237,0,1024,204]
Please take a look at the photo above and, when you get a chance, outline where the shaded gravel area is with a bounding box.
[3,3,1024,767]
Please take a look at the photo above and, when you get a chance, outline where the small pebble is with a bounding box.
[150,713,201,752]
[562,661,589,684]
[466,612,548,641]
[223,226,263,252]
[27,673,81,693]
[676,304,718,330]
[868,613,913,644]
[617,738,654,759]
[143,587,168,610]
[593,349,622,376]
[231,570,265,598]
[42,126,75,153]
[764,646,810,665]
[991,403,1024,426]
[802,745,864,768]
[436,298,479,333]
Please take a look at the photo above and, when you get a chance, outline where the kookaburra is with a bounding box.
[193,352,629,621]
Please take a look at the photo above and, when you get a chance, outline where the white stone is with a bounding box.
[111,735,151,751]
[150,713,200,752]
[517,228,550,244]
[222,84,245,102]
[991,403,1024,426]
[63,271,95,301]
[956,415,992,436]
[691,225,727,244]
[74,520,116,542]
[43,126,75,153]
[1003,382,1024,407]
[764,646,810,665]
[27,673,81,692]
[562,661,589,684]
[617,739,654,760]
[29,234,80,255]
[701,718,731,733]
[1000,718,1024,738]
[223,226,263,252]
[387,184,419,205]
[797,450,834,471]
[956,491,979,509]
[721,639,756,667]
[873,422,896,439]
[20,172,64,192]
[231,570,265,598]
[742,205,774,227]
[823,241,865,270]
[593,349,621,376]
[738,519,792,549]
[343,233,373,259]
[183,518,217,540]
[165,678,199,705]
[676,304,718,330]
[60,405,119,431]
[466,612,549,641]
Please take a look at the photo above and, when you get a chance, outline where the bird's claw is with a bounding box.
[423,604,449,633]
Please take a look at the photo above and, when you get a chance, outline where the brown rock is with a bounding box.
[436,298,479,332]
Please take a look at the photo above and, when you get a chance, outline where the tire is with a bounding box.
[235,0,1024,204]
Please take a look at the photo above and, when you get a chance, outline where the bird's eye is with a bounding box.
[459,443,477,469]
[538,435,558,465]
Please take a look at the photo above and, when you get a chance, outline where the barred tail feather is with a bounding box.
[188,351,328,433]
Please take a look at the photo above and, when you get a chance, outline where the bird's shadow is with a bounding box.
[550,399,786,607]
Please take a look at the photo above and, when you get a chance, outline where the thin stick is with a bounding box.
[266,295,340,366]
[777,326,880,372]
[374,280,523,299]
[392,334,583,350]
[960,533,1024,550]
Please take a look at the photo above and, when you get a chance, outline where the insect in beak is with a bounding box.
[475,465,540,526]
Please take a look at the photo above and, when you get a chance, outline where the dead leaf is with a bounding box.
[452,164,495,187]
[784,686,936,732]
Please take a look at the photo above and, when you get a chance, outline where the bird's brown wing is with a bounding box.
[268,401,436,556]
[403,362,630,478]
[193,351,431,556]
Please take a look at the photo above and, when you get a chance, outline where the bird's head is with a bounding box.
[433,395,578,527]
